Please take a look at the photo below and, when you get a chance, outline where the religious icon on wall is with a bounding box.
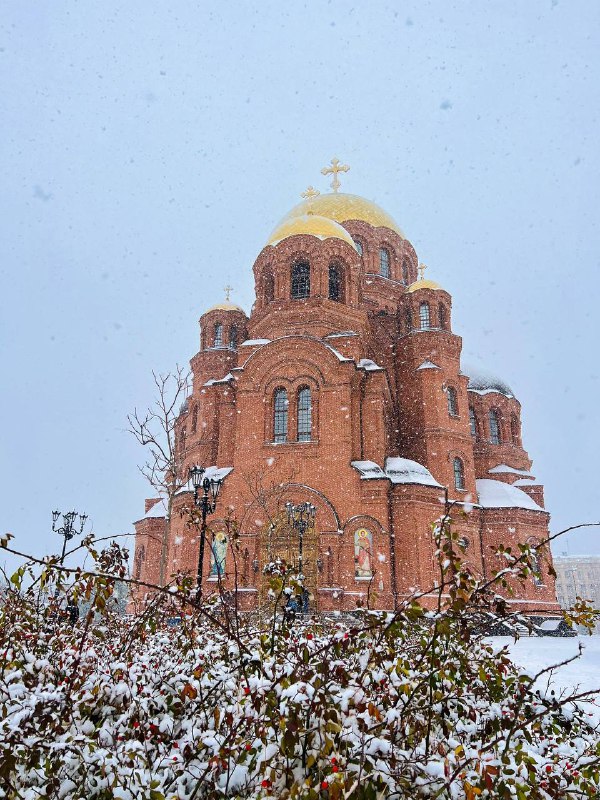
[210,530,228,577]
[354,528,373,578]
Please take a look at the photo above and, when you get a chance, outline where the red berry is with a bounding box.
[331,757,337,764]
[244,686,250,695]
[546,765,552,773]
[332,766,339,773]
[307,634,313,640]
[321,781,329,790]
[245,743,251,751]
[173,742,179,748]
[261,779,271,788]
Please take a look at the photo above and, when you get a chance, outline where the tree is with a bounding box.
[127,365,190,584]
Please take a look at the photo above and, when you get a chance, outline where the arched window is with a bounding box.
[291,260,310,299]
[191,404,198,434]
[264,272,274,303]
[405,308,413,332]
[447,386,458,417]
[453,457,465,491]
[353,238,363,256]
[419,302,431,329]
[328,263,343,302]
[273,388,288,443]
[354,528,373,578]
[489,410,501,445]
[402,258,409,284]
[439,303,447,330]
[379,248,390,278]
[511,414,520,445]
[297,387,312,441]
[229,325,238,349]
[469,406,477,438]
[214,322,223,347]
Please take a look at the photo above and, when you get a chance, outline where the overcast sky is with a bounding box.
[1,0,599,573]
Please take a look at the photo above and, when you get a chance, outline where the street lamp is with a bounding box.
[51,509,88,565]
[285,501,316,578]
[189,465,223,596]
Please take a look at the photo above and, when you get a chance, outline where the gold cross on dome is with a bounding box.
[321,157,350,193]
[224,284,233,301]
[418,263,428,281]
[301,185,320,200]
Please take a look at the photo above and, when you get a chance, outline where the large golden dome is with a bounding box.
[267,214,358,251]
[278,192,405,238]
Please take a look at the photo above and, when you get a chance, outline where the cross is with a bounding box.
[321,157,350,193]
[224,284,233,302]
[418,263,427,281]
[301,185,320,200]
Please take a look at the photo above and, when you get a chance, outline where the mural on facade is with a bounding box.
[210,530,228,577]
[354,528,373,578]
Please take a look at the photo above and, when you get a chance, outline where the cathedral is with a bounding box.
[132,160,559,615]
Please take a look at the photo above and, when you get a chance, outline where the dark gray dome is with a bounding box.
[462,364,514,398]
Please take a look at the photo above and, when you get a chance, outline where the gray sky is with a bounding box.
[1,0,599,572]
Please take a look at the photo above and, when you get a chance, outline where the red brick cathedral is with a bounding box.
[133,164,559,614]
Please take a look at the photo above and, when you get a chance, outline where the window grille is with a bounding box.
[447,386,458,417]
[291,261,310,299]
[297,387,312,442]
[379,248,390,278]
[469,407,477,438]
[328,264,342,301]
[230,325,238,349]
[489,410,501,444]
[214,323,223,347]
[419,302,430,329]
[453,457,465,490]
[273,388,288,443]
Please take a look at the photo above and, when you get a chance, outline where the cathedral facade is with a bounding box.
[132,168,559,614]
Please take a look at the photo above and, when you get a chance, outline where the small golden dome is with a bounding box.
[279,193,405,238]
[267,214,358,250]
[406,279,444,293]
[204,301,245,313]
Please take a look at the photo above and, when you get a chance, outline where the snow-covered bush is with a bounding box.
[1,516,599,799]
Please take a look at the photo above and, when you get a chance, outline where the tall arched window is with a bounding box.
[353,238,363,256]
[447,386,458,417]
[291,260,310,299]
[405,308,413,332]
[439,303,447,330]
[328,263,343,302]
[489,410,501,445]
[402,258,409,284]
[453,457,465,491]
[214,322,223,347]
[511,414,520,445]
[419,302,431,329]
[229,325,238,349]
[273,388,288,443]
[297,387,312,441]
[379,248,390,278]
[469,406,477,438]
[191,404,198,434]
[264,272,274,303]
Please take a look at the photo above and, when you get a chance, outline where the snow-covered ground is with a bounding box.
[492,635,600,724]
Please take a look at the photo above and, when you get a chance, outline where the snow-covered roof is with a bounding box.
[175,466,233,494]
[513,478,537,486]
[476,479,544,511]
[204,373,235,386]
[350,460,387,479]
[462,364,514,398]
[417,360,440,370]
[325,345,352,362]
[357,358,383,372]
[351,458,442,488]
[145,499,168,518]
[488,464,534,478]
[240,339,271,346]
[385,457,443,487]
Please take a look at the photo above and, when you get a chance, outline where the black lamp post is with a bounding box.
[285,501,316,577]
[52,509,88,565]
[189,465,223,596]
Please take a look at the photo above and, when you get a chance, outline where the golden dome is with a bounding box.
[406,279,444,293]
[204,301,245,313]
[267,214,358,251]
[279,193,405,238]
